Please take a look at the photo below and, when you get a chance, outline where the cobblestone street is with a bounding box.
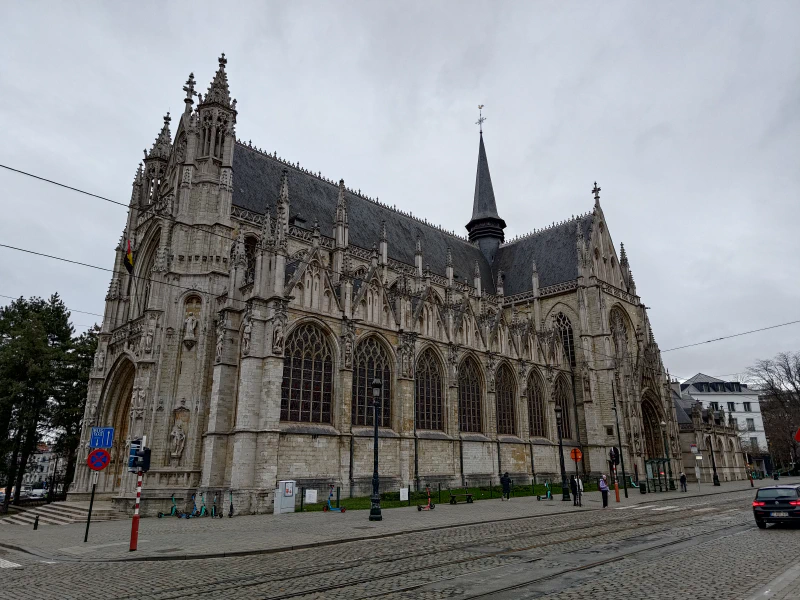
[1,479,799,599]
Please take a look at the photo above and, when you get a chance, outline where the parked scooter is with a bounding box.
[417,485,435,511]
[322,484,346,513]
[157,494,181,518]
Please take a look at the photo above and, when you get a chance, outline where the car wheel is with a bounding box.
[756,520,767,529]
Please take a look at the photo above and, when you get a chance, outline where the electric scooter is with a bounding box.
[198,492,208,517]
[211,492,223,518]
[322,484,346,513]
[536,481,553,501]
[182,493,201,518]
[417,485,435,511]
[158,494,180,518]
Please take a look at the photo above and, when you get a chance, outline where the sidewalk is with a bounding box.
[0,477,792,564]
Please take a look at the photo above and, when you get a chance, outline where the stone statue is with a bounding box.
[94,350,105,371]
[144,327,154,353]
[242,318,252,356]
[215,320,225,362]
[272,319,284,354]
[170,421,186,458]
[184,312,198,340]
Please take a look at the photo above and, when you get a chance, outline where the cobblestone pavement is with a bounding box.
[0,481,798,599]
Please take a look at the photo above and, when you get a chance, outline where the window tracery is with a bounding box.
[351,336,391,427]
[280,323,334,423]
[458,357,482,433]
[527,370,546,437]
[495,364,516,435]
[554,375,573,439]
[554,312,576,367]
[415,349,443,430]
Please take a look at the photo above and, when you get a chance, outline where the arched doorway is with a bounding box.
[641,396,662,460]
[100,358,136,493]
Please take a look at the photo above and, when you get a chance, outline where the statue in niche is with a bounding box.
[215,320,225,362]
[170,421,186,459]
[144,327,155,354]
[272,319,284,354]
[184,312,198,347]
[242,318,253,356]
[94,350,105,371]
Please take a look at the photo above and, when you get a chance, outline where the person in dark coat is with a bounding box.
[599,475,609,508]
[570,475,578,505]
[500,472,511,500]
[679,472,687,492]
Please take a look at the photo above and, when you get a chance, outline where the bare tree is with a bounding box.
[746,351,800,470]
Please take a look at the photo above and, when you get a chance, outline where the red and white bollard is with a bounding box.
[129,469,143,552]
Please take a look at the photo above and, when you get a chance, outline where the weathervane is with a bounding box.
[476,104,486,134]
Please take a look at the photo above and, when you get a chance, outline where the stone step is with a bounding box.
[0,501,124,526]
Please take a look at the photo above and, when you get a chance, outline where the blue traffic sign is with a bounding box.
[89,427,115,449]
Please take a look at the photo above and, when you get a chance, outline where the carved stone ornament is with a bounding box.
[398,332,417,379]
[448,343,460,382]
[181,166,193,187]
[144,326,155,354]
[130,386,146,420]
[170,421,186,459]
[486,352,497,392]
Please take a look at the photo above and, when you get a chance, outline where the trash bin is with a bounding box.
[274,480,297,514]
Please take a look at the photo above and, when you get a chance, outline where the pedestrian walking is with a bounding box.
[500,472,511,500]
[599,475,609,508]
[570,475,578,506]
[679,472,687,492]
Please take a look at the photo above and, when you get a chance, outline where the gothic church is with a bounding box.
[70,55,680,514]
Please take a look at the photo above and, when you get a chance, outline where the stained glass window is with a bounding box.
[527,370,546,437]
[415,349,443,430]
[280,323,334,423]
[458,357,482,433]
[495,364,516,435]
[352,337,392,427]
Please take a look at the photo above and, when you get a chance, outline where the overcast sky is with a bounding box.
[1,1,798,381]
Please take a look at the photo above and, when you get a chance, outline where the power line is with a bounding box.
[660,320,800,353]
[0,293,103,318]
[0,164,128,208]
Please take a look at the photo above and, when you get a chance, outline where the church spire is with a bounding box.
[199,54,234,109]
[146,113,172,160]
[466,106,506,263]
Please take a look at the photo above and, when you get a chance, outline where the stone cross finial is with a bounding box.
[476,104,486,134]
[592,181,601,203]
[183,73,196,101]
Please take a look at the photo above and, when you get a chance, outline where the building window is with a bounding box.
[415,348,443,431]
[554,375,573,439]
[554,313,576,368]
[280,322,334,423]
[746,418,756,432]
[750,437,758,450]
[606,426,615,436]
[527,371,546,438]
[495,364,516,435]
[743,402,752,412]
[710,401,719,411]
[458,357,483,433]
[727,402,735,412]
[352,337,392,428]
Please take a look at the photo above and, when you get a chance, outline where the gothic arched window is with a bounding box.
[415,348,443,430]
[554,375,573,439]
[280,323,334,423]
[554,313,576,368]
[495,364,516,435]
[351,337,391,428]
[458,357,482,433]
[527,370,546,438]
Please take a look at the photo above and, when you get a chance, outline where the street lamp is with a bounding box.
[369,377,383,521]
[610,381,628,498]
[708,434,721,486]
[554,405,570,502]
[660,421,675,490]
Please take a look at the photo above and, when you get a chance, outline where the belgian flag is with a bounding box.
[124,240,134,274]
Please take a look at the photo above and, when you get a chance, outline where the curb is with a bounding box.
[0,481,781,564]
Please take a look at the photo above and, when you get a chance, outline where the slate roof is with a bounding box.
[231,141,593,296]
[682,373,725,386]
[492,215,594,295]
[673,398,693,425]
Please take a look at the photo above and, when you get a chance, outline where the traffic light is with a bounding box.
[609,447,620,466]
[127,439,151,473]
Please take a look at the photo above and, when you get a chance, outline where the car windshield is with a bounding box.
[756,488,799,499]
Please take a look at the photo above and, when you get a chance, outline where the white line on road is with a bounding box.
[652,506,678,511]
[692,507,715,513]
[0,558,21,568]
[632,505,657,510]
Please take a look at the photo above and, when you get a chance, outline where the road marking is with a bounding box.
[632,505,657,510]
[692,507,715,513]
[652,506,678,511]
[613,506,636,510]
[0,558,21,568]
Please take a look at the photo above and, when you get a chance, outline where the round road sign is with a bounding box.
[570,448,582,462]
[87,448,111,471]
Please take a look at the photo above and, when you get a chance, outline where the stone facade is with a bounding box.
[69,55,681,515]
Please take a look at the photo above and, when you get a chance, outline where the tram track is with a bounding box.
[123,496,751,600]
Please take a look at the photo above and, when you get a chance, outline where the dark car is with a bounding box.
[752,485,800,528]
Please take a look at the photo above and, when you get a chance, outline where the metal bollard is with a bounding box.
[300,487,305,512]
[33,515,39,530]
[336,486,340,508]
[438,483,441,505]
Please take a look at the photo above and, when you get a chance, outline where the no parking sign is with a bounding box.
[87,449,111,471]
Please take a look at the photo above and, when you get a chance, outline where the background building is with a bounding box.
[69,56,680,515]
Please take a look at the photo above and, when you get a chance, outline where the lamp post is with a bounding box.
[369,377,383,521]
[660,421,675,490]
[554,405,570,502]
[611,380,628,498]
[708,434,721,486]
